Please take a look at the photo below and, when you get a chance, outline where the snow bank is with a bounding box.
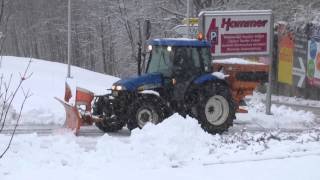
[1,56,119,125]
[251,91,320,108]
[236,94,316,130]
[95,114,214,168]
[94,113,317,169]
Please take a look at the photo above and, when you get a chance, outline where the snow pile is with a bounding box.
[1,56,119,125]
[94,114,320,169]
[213,58,264,65]
[96,114,214,168]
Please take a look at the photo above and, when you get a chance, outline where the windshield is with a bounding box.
[147,46,212,76]
[147,46,172,77]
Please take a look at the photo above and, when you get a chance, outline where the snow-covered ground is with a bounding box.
[250,91,320,108]
[237,92,317,130]
[1,115,320,180]
[1,56,320,180]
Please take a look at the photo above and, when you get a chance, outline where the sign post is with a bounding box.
[198,10,273,114]
[186,0,190,38]
[266,15,274,115]
[67,0,72,78]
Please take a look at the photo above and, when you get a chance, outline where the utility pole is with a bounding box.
[67,0,72,78]
[187,0,190,38]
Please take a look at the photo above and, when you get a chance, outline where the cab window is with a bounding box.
[147,46,172,77]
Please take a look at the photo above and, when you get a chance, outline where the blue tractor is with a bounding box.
[93,38,236,134]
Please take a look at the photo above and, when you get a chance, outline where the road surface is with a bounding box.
[2,101,320,136]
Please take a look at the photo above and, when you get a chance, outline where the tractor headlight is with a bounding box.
[112,85,126,91]
[116,85,124,91]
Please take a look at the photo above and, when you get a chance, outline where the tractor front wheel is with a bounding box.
[197,82,235,134]
[93,97,125,132]
[127,96,166,130]
[95,117,125,132]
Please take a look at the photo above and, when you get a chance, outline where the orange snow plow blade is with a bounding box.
[55,97,82,135]
[55,83,101,135]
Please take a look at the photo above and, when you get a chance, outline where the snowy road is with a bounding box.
[0,125,313,138]
[3,100,319,136]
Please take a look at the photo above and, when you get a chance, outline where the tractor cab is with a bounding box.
[111,38,215,97]
[144,38,218,111]
[146,39,212,80]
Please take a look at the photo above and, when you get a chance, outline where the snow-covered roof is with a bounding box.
[212,58,264,65]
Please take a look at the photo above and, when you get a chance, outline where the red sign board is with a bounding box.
[221,33,267,53]
[199,10,272,57]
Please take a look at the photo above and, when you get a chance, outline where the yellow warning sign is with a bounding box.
[182,18,198,25]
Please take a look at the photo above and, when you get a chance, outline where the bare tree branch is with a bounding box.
[0,89,31,159]
[158,6,185,17]
[0,58,32,159]
[0,58,32,133]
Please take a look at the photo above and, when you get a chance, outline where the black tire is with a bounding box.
[93,97,125,132]
[196,81,235,134]
[127,95,169,130]
[95,118,125,132]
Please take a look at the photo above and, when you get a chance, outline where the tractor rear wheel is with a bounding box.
[127,96,167,130]
[197,82,235,134]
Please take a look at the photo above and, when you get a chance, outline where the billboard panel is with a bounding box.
[199,10,272,57]
[307,24,320,87]
[277,33,294,85]
[293,31,308,88]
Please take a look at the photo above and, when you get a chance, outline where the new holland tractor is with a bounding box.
[57,37,268,135]
[93,38,236,134]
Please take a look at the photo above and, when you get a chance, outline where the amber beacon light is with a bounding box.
[197,32,204,40]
